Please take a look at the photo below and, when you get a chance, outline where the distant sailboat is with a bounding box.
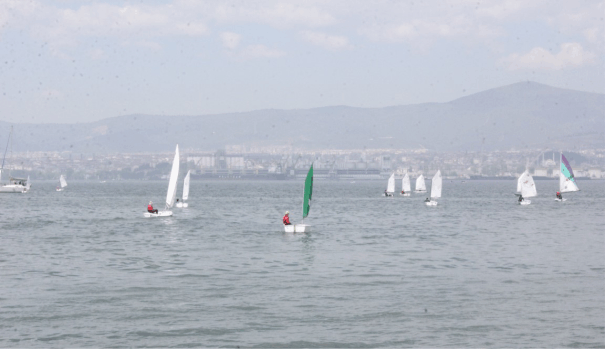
[284,165,313,233]
[557,153,579,201]
[144,145,179,217]
[517,171,536,205]
[0,126,29,194]
[384,173,395,197]
[56,175,67,192]
[425,170,442,206]
[415,174,426,192]
[176,170,190,208]
[400,173,411,196]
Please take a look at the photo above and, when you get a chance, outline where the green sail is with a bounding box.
[302,165,313,219]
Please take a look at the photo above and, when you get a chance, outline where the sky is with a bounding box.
[0,0,603,124]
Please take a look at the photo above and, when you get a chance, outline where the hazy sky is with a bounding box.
[1,0,603,123]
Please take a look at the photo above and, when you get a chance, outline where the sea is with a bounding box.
[1,179,603,348]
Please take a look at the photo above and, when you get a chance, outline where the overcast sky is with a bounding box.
[1,0,603,123]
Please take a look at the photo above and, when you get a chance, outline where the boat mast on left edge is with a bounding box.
[0,126,30,193]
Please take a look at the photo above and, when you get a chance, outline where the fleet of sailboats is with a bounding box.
[284,165,313,233]
[144,144,180,217]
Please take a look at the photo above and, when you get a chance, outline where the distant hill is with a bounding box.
[1,81,603,153]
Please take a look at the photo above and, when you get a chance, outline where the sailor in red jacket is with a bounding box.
[282,211,291,225]
[148,201,158,214]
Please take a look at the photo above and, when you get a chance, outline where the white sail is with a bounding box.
[516,172,524,193]
[430,170,442,198]
[182,170,191,201]
[402,173,411,192]
[26,175,31,190]
[386,173,395,193]
[519,171,537,198]
[59,175,67,188]
[560,153,579,193]
[415,174,426,191]
[165,145,180,209]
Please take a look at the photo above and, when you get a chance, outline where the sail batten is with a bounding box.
[560,153,579,193]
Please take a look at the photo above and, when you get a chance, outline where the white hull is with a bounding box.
[56,188,63,192]
[425,201,438,206]
[284,224,310,233]
[519,200,531,205]
[400,193,411,196]
[175,202,188,208]
[144,211,173,217]
[554,198,567,202]
[383,193,393,197]
[0,185,28,193]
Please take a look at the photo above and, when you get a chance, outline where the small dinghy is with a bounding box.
[284,165,313,233]
[383,173,395,197]
[176,170,190,208]
[424,170,442,206]
[400,173,411,196]
[145,145,179,217]
[557,153,579,202]
[56,175,67,192]
[516,171,536,205]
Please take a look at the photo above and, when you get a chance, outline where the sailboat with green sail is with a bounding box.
[284,165,313,233]
[557,152,579,201]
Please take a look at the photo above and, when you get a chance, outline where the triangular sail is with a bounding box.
[165,145,180,209]
[430,170,442,198]
[302,165,313,219]
[59,175,67,188]
[182,170,191,201]
[402,173,411,192]
[386,173,395,193]
[519,171,537,198]
[415,175,426,191]
[26,175,30,190]
[560,153,579,193]
[516,171,524,193]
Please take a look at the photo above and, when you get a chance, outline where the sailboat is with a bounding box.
[425,170,442,206]
[56,175,67,191]
[284,165,313,233]
[176,170,190,208]
[400,173,411,196]
[517,171,537,205]
[415,174,426,192]
[557,153,579,201]
[0,126,29,194]
[144,145,180,217]
[384,172,395,197]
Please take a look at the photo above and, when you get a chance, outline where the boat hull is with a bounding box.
[519,200,531,205]
[383,193,393,197]
[175,202,188,208]
[400,193,410,196]
[144,211,173,217]
[0,185,28,193]
[554,198,567,202]
[425,201,438,206]
[284,224,310,233]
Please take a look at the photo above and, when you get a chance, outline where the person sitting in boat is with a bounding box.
[384,189,389,197]
[424,197,430,203]
[282,211,291,225]
[176,198,180,204]
[401,190,405,195]
[518,195,524,203]
[556,192,562,200]
[148,201,158,214]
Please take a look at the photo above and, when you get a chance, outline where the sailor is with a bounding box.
[556,192,562,200]
[282,211,291,225]
[424,197,430,203]
[384,189,388,196]
[148,201,158,214]
[518,195,524,203]
[401,190,405,195]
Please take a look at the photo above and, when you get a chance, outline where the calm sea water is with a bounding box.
[1,179,603,348]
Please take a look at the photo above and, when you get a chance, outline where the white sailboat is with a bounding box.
[517,171,537,205]
[557,153,579,201]
[415,174,426,192]
[144,144,180,217]
[425,170,442,206]
[400,173,411,196]
[56,175,67,191]
[384,173,395,197]
[176,170,190,208]
[284,165,313,233]
[0,126,29,194]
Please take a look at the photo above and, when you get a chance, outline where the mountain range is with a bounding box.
[1,81,603,153]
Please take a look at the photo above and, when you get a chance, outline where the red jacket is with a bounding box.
[148,204,154,211]
[283,215,291,225]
